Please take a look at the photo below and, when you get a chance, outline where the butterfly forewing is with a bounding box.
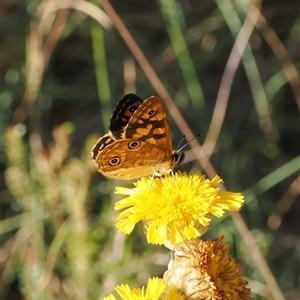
[123,96,172,154]
[109,94,143,139]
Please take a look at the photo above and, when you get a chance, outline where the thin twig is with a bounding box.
[249,5,300,110]
[204,3,261,158]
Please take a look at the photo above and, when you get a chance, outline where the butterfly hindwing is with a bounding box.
[95,138,168,180]
[91,134,115,160]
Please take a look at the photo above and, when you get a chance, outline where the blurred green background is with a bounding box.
[1,0,299,299]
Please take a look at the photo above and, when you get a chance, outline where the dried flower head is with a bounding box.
[163,237,252,300]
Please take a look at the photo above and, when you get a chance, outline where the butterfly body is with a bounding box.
[92,94,184,180]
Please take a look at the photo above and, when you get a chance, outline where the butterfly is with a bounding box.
[91,93,185,180]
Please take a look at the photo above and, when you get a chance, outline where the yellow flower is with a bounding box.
[115,172,244,245]
[163,237,252,300]
[101,277,184,300]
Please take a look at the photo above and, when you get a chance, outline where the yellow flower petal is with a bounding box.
[145,277,167,298]
[115,172,244,245]
[101,277,184,300]
[115,284,136,299]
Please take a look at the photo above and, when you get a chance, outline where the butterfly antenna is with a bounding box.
[177,133,201,152]
[176,135,186,150]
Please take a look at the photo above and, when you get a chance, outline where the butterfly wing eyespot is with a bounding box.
[129,105,139,113]
[109,157,121,166]
[148,109,155,116]
[128,141,141,149]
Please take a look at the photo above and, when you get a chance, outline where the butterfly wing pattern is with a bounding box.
[91,94,184,180]
[91,94,142,159]
[109,93,143,139]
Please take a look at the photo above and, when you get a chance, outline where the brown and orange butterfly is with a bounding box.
[91,94,184,180]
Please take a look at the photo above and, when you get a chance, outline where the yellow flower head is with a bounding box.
[101,277,184,300]
[163,237,252,300]
[115,172,244,245]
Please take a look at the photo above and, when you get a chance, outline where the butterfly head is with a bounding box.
[172,151,185,166]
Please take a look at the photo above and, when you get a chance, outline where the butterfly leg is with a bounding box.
[168,169,181,189]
